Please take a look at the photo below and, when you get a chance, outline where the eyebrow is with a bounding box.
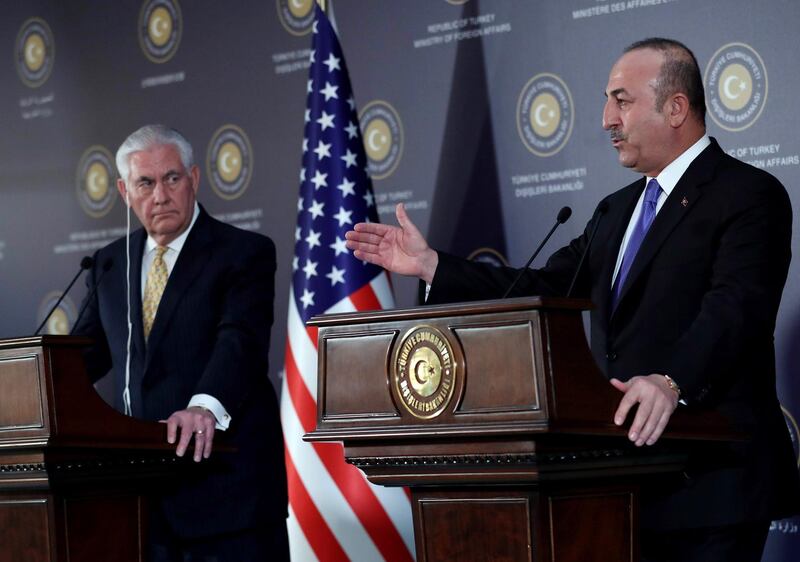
[134,169,182,183]
[606,87,629,98]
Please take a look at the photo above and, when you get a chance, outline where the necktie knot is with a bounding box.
[644,178,662,206]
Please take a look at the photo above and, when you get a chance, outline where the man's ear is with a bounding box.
[667,93,690,128]
[189,164,200,195]
[117,178,129,205]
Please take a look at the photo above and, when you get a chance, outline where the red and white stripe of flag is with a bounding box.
[281,273,415,561]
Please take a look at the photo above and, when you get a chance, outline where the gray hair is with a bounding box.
[115,124,194,183]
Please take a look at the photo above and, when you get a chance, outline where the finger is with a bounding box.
[175,421,193,457]
[613,390,639,426]
[352,250,385,267]
[346,229,384,242]
[633,400,660,446]
[166,415,179,444]
[645,409,673,446]
[629,396,654,445]
[609,378,629,393]
[191,426,206,462]
[203,426,215,459]
[352,222,388,234]
[345,232,384,248]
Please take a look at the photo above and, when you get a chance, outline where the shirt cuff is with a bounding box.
[188,393,231,430]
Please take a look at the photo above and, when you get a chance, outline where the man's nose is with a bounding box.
[152,181,169,203]
[602,100,617,130]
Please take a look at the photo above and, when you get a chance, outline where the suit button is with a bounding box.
[606,351,617,361]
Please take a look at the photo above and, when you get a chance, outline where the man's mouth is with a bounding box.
[610,130,626,146]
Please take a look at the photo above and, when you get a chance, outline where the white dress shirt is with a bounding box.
[610,135,710,286]
[141,203,231,430]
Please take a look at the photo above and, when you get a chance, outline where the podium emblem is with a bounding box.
[393,326,456,419]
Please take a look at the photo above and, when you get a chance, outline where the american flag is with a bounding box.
[280,5,415,561]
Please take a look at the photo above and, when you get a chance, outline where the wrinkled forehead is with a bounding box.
[128,144,185,175]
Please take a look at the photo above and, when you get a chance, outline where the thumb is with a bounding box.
[395,203,422,238]
[609,378,629,393]
[395,203,410,228]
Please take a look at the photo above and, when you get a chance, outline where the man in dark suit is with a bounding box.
[74,124,288,561]
[346,38,799,561]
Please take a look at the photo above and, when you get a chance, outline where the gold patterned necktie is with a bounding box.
[142,245,168,339]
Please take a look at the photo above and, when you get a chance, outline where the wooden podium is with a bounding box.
[0,336,190,562]
[305,297,732,562]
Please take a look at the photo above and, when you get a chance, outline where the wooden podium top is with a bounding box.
[306,297,733,444]
[0,335,168,451]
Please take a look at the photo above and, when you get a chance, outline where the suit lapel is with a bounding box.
[610,141,722,319]
[128,229,147,358]
[144,210,214,373]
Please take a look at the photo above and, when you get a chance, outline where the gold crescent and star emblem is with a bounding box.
[15,17,55,88]
[23,33,46,72]
[393,326,456,419]
[206,124,253,200]
[718,64,752,111]
[138,0,182,63]
[148,6,173,47]
[76,145,117,218]
[704,43,767,132]
[530,92,560,138]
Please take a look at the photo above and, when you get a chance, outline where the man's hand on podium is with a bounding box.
[611,374,679,447]
[163,406,216,462]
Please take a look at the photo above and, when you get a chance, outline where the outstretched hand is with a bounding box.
[610,374,679,446]
[345,203,439,283]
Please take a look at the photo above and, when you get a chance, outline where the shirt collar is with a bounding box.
[145,202,200,254]
[646,135,710,197]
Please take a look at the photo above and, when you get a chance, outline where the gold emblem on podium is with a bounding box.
[393,326,456,419]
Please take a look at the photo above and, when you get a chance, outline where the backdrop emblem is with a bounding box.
[15,17,55,88]
[37,292,77,335]
[705,42,767,132]
[276,0,315,36]
[517,73,574,157]
[139,0,182,64]
[467,247,508,268]
[392,326,456,420]
[782,405,800,468]
[207,124,253,200]
[360,100,403,180]
[76,146,117,218]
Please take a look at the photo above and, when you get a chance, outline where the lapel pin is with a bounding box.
[681,196,688,207]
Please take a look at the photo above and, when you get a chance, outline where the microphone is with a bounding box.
[502,206,572,299]
[70,258,114,335]
[566,201,609,298]
[35,256,93,335]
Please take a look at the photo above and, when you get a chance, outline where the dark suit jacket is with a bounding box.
[428,139,800,529]
[74,206,287,538]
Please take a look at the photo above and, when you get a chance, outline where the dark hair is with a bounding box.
[624,37,706,124]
